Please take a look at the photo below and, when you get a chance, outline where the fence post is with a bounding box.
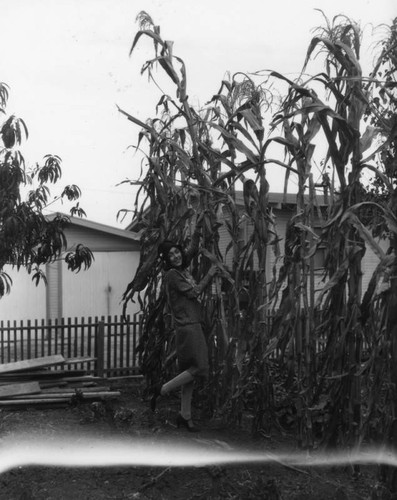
[96,320,105,378]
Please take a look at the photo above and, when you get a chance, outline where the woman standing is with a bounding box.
[151,238,218,432]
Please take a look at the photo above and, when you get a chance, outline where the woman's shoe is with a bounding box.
[176,414,200,432]
[149,384,162,412]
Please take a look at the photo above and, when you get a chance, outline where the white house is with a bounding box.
[0,215,142,322]
[3,192,383,323]
[217,192,385,300]
[128,191,384,302]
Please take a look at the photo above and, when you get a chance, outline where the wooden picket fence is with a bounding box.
[0,311,366,379]
[0,315,142,378]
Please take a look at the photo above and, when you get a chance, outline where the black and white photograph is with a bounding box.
[0,0,395,498]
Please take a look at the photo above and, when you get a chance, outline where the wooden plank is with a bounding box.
[0,397,70,406]
[9,375,101,385]
[7,391,120,400]
[0,355,65,374]
[41,318,47,357]
[27,319,32,360]
[0,365,87,382]
[34,319,40,358]
[0,315,140,381]
[7,321,11,362]
[120,316,125,378]
[96,320,105,378]
[108,374,143,381]
[67,317,72,359]
[132,317,138,366]
[87,316,93,358]
[73,317,78,359]
[41,386,111,394]
[0,381,41,399]
[0,368,87,378]
[80,317,85,362]
[107,316,112,376]
[39,381,68,389]
[126,317,131,371]
[113,317,117,375]
[13,321,18,362]
[61,375,103,382]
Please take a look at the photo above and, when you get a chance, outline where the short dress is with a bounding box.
[164,268,209,379]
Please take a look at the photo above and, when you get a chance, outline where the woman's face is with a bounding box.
[168,247,183,269]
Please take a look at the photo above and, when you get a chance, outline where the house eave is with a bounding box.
[45,213,141,242]
[125,191,329,231]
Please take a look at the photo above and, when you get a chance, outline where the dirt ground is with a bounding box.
[0,378,388,499]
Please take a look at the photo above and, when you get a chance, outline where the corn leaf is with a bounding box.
[129,29,165,56]
[344,212,386,261]
[209,122,259,164]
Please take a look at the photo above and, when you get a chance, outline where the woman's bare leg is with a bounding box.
[161,370,194,395]
[180,380,194,420]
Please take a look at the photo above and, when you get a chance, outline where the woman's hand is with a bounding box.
[209,264,220,278]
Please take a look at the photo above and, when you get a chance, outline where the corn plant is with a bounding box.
[264,14,397,451]
[120,11,397,457]
[119,12,281,417]
[270,15,369,448]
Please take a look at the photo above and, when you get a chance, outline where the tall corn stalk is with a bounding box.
[119,12,223,392]
[263,77,325,447]
[308,16,367,448]
[351,18,397,490]
[266,14,397,450]
[120,11,397,454]
[120,13,279,417]
[280,17,367,447]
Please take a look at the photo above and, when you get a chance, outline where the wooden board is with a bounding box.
[38,381,68,389]
[0,355,65,374]
[0,397,70,406]
[7,391,121,400]
[41,386,110,394]
[0,381,41,399]
[62,376,103,382]
[0,370,84,380]
[0,369,85,376]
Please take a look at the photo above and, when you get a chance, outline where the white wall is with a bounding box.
[61,251,141,319]
[0,251,140,322]
[0,266,47,322]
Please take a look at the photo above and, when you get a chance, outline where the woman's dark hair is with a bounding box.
[158,240,188,270]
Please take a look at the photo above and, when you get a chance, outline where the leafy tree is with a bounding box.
[0,82,93,297]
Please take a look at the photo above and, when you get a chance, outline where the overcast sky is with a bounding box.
[1,0,394,227]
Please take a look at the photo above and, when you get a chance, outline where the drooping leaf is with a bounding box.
[209,122,259,164]
[343,212,386,261]
[0,271,12,297]
[129,29,165,56]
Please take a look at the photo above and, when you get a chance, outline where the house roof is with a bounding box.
[126,191,328,231]
[46,212,141,242]
[234,191,328,207]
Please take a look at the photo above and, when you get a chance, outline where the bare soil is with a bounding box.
[0,379,386,499]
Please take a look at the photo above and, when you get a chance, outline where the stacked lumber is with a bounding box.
[0,355,120,409]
